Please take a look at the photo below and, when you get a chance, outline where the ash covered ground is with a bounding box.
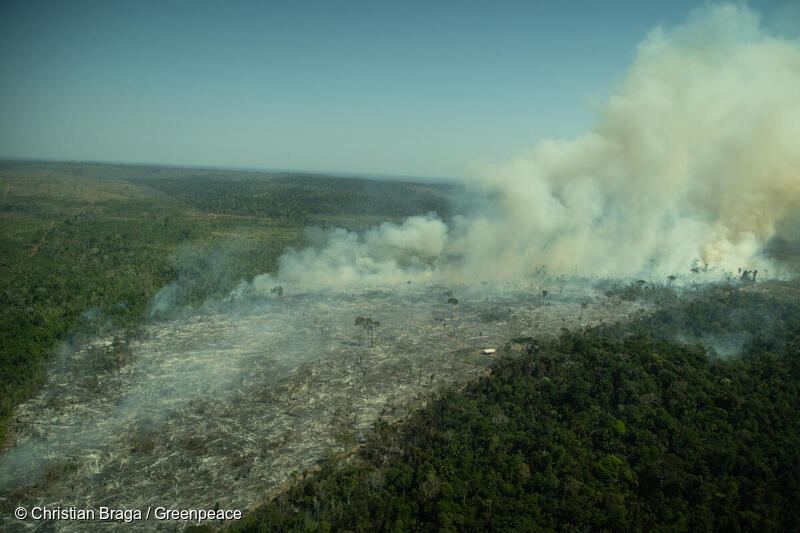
[1,282,645,531]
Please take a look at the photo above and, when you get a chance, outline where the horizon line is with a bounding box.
[0,155,459,184]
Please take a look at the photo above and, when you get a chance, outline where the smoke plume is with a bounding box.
[262,3,800,290]
[463,3,800,279]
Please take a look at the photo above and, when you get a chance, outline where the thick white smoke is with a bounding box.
[246,3,800,294]
[462,3,800,279]
[257,4,799,290]
[263,215,449,289]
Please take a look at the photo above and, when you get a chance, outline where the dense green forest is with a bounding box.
[0,160,452,448]
[127,174,452,222]
[226,282,800,532]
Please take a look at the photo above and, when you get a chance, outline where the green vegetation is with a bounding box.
[0,160,451,447]
[231,282,800,532]
[127,172,452,223]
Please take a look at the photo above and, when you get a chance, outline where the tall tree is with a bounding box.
[447,297,459,319]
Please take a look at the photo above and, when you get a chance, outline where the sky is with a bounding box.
[0,0,791,179]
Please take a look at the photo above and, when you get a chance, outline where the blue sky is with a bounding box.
[0,0,784,178]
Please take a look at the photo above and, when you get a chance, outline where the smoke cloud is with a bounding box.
[265,215,449,289]
[259,3,800,290]
[464,3,800,279]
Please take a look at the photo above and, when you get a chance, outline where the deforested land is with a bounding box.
[0,159,453,450]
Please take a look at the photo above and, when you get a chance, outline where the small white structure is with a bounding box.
[481,348,496,356]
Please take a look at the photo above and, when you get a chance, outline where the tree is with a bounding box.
[447,297,459,319]
[368,320,380,347]
[355,316,380,346]
[355,316,366,345]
